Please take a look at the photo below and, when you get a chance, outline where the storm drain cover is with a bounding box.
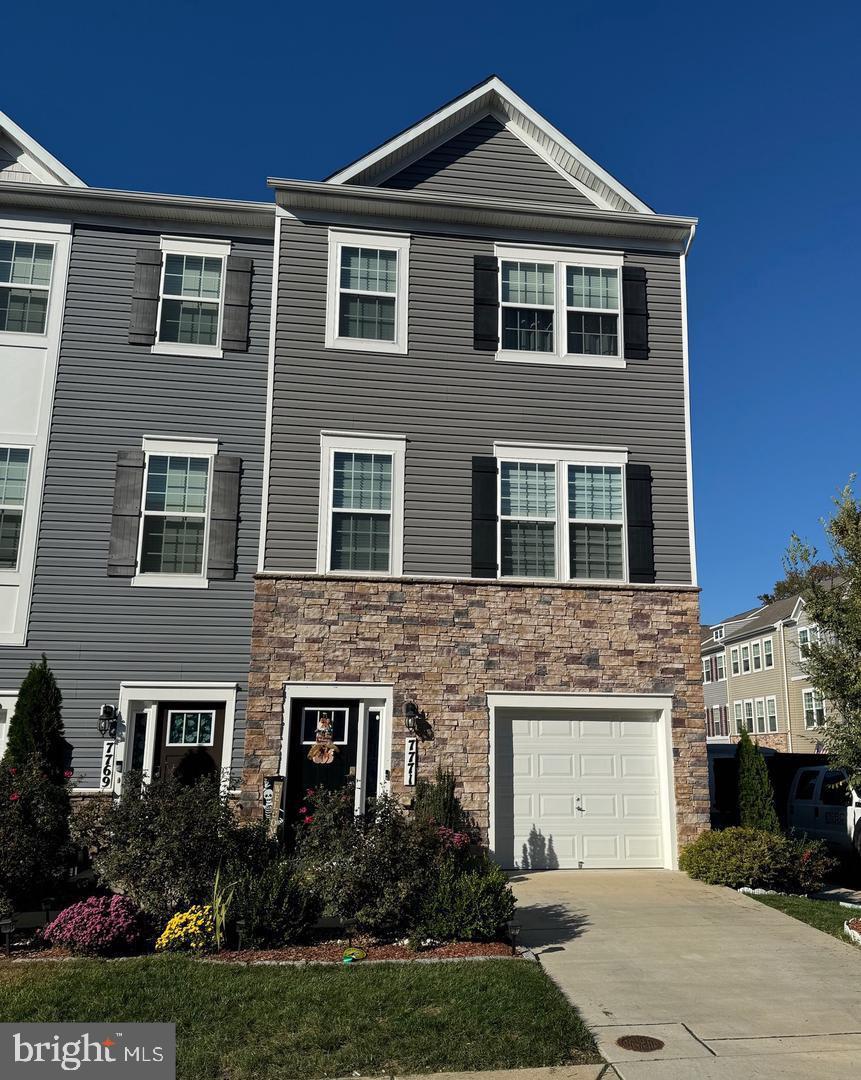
[616,1035,666,1053]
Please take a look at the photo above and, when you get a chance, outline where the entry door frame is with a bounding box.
[279,682,394,815]
[487,691,678,871]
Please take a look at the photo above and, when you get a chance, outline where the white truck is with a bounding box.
[787,765,861,856]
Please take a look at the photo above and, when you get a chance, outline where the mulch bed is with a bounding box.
[848,917,861,934]
[5,941,515,964]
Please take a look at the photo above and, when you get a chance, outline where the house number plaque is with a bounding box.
[100,740,116,793]
[404,736,418,786]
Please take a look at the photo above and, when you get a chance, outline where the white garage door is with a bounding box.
[495,709,667,869]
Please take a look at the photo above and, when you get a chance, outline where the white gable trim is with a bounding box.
[326,77,651,215]
[0,110,85,187]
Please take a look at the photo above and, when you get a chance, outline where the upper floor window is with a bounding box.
[495,444,627,583]
[0,447,30,570]
[713,627,724,641]
[317,432,405,576]
[798,626,820,658]
[139,453,211,579]
[763,637,774,669]
[495,246,624,368]
[740,644,751,673]
[702,658,712,684]
[730,646,740,676]
[152,237,231,358]
[751,641,762,672]
[803,688,826,729]
[0,240,54,335]
[326,230,409,354]
[716,653,726,681]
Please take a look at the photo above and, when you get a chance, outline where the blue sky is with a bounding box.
[4,1,858,622]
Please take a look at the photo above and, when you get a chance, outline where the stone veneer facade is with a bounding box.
[242,575,710,850]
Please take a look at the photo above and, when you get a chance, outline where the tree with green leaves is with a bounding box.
[758,561,837,605]
[737,728,780,833]
[2,655,67,778]
[784,480,861,786]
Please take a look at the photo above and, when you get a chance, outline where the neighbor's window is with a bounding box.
[713,627,724,641]
[754,698,766,734]
[500,261,555,353]
[158,253,224,348]
[0,240,54,334]
[568,465,624,581]
[0,447,30,570]
[763,637,774,669]
[329,451,393,573]
[752,641,762,671]
[499,461,557,578]
[733,701,744,734]
[730,647,740,676]
[716,653,726,681]
[741,644,751,673]
[798,626,820,658]
[803,689,826,729]
[566,265,620,357]
[327,231,409,352]
[743,700,754,731]
[139,455,210,576]
[166,709,214,746]
[702,658,712,684]
[766,696,777,732]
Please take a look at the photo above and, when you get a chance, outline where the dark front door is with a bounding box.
[286,699,360,816]
[154,701,225,784]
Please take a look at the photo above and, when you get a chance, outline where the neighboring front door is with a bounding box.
[154,701,226,783]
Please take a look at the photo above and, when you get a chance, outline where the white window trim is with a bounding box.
[716,652,726,681]
[751,640,763,672]
[152,236,231,359]
[316,431,406,577]
[165,708,216,748]
[300,706,350,746]
[131,436,219,590]
[803,688,826,729]
[743,699,754,731]
[0,692,15,760]
[765,695,778,733]
[492,441,628,584]
[0,445,31,574]
[702,658,712,684]
[0,237,56,342]
[763,636,774,669]
[740,644,751,673]
[325,229,410,355]
[494,245,625,369]
[754,697,766,734]
[733,700,744,734]
[730,646,740,676]
[713,626,724,641]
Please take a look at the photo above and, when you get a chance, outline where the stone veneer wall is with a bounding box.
[242,575,710,849]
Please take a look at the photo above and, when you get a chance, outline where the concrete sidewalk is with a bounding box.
[512,870,861,1080]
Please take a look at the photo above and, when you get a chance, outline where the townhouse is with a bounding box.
[1,77,708,867]
[701,594,828,753]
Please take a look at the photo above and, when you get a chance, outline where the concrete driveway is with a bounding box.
[512,871,861,1079]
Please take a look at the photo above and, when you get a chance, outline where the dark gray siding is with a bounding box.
[266,218,691,583]
[0,224,271,785]
[380,117,596,208]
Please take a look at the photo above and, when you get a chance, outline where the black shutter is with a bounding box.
[471,455,498,577]
[107,450,145,576]
[221,256,252,352]
[626,463,655,583]
[622,265,648,361]
[474,255,499,352]
[128,248,162,345]
[207,455,241,579]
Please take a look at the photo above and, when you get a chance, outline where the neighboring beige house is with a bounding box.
[701,595,827,753]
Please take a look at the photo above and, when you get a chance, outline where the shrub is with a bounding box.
[294,788,438,936]
[418,855,515,942]
[737,730,780,832]
[0,760,72,908]
[414,767,469,831]
[680,827,836,892]
[73,772,273,922]
[43,895,146,956]
[2,656,68,779]
[232,859,321,947]
[155,905,214,952]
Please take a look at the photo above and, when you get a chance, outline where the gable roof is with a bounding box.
[325,75,652,215]
[0,109,85,187]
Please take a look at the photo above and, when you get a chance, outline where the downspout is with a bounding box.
[778,620,793,752]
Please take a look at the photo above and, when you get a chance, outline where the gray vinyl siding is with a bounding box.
[266,218,692,583]
[0,224,271,785]
[380,117,596,208]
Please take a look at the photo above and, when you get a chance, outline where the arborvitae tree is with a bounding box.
[737,728,781,833]
[2,655,66,778]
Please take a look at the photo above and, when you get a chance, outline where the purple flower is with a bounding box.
[43,895,145,956]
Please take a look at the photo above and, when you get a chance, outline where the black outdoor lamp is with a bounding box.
[403,701,425,733]
[42,897,56,927]
[235,919,246,953]
[97,704,118,739]
[0,917,14,957]
[506,920,522,956]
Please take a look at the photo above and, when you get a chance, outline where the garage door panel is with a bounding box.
[496,707,667,870]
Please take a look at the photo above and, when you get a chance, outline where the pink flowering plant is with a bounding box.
[43,895,147,956]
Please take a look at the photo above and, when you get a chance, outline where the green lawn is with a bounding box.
[0,956,599,1079]
[753,894,859,944]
